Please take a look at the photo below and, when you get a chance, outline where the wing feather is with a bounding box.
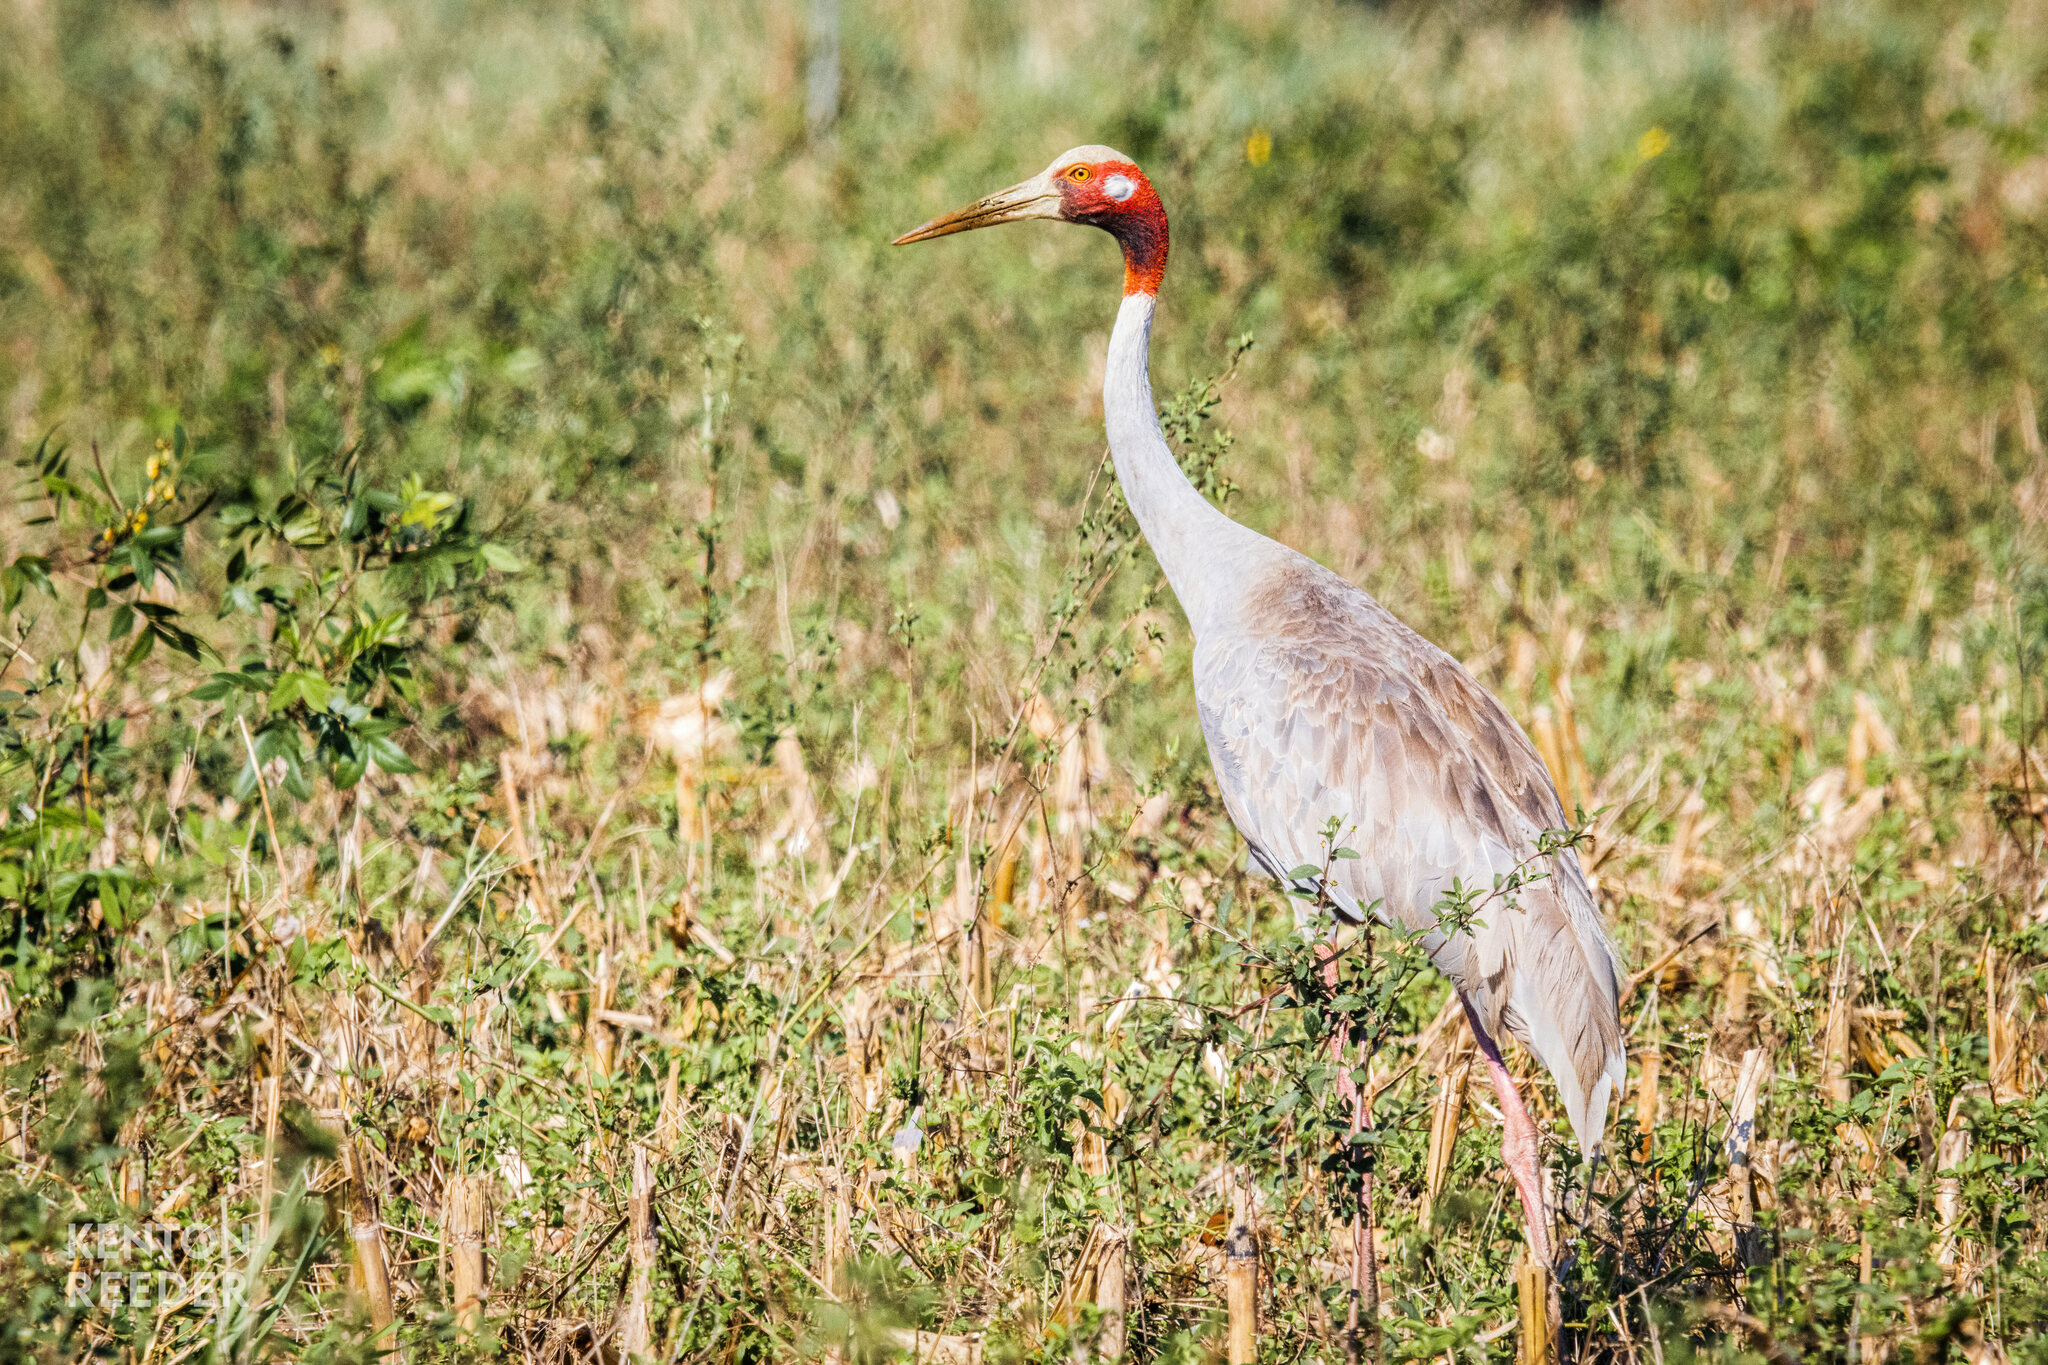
[1196,559,1626,1157]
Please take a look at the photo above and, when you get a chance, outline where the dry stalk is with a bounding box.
[255,1074,282,1243]
[1985,941,2024,1103]
[1074,1048,1120,1179]
[657,1056,686,1153]
[1418,1054,1469,1235]
[1096,1223,1129,1361]
[446,1174,489,1343]
[1722,965,1752,1031]
[990,836,1022,915]
[1723,1047,1769,1267]
[1225,1179,1258,1365]
[1054,1221,1132,1360]
[1936,1094,1976,1286]
[500,765,554,917]
[619,1143,657,1359]
[1820,918,1856,1109]
[960,892,992,1018]
[1516,1250,1551,1365]
[822,1163,851,1299]
[1634,1043,1661,1161]
[344,1139,397,1343]
[589,951,616,1081]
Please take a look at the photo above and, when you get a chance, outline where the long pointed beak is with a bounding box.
[892,174,1062,245]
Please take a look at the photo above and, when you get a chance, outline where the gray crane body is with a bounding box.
[1107,288,1627,1162]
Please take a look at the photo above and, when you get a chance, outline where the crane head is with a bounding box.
[893,146,1168,296]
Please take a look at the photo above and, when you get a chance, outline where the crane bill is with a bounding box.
[892,176,1061,244]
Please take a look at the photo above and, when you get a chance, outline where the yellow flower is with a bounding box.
[1246,130,1272,166]
[1638,126,1671,160]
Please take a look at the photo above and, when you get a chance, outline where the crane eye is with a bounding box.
[1065,166,1092,182]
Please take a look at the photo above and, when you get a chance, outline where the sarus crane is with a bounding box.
[894,147,1626,1272]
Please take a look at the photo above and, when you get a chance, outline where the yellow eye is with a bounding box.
[1066,166,1091,182]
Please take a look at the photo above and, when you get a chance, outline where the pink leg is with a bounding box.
[1459,994,1553,1269]
[1316,943,1358,1102]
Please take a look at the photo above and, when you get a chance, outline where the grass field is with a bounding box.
[2,0,2047,1360]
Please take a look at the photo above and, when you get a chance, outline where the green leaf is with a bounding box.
[401,487,457,529]
[192,670,270,701]
[367,734,416,775]
[281,506,330,548]
[107,604,135,641]
[479,542,526,573]
[269,671,330,713]
[164,625,208,662]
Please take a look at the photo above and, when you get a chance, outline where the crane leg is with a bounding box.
[1458,993,1553,1270]
[1315,941,1354,1092]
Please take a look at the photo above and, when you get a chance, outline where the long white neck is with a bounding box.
[1104,292,1272,638]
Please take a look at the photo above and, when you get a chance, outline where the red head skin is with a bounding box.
[1055,160,1170,297]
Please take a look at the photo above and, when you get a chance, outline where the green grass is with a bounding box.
[1,0,2047,1360]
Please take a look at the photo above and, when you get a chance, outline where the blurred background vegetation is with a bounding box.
[2,0,2047,1360]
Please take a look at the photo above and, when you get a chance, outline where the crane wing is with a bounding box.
[1193,559,1626,1156]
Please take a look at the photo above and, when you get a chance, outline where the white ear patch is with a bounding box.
[1103,173,1136,202]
